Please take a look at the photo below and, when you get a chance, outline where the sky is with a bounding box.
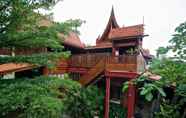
[52,0,186,55]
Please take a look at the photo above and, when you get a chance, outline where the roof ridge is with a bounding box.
[120,24,144,29]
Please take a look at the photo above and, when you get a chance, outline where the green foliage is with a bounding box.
[0,52,70,68]
[109,103,127,118]
[176,84,186,104]
[64,86,104,118]
[155,101,181,118]
[156,21,186,60]
[122,76,166,102]
[0,76,105,118]
[156,47,169,57]
[0,0,84,67]
[126,47,138,55]
[140,83,165,101]
[148,56,186,116]
[150,58,186,86]
[169,21,186,60]
[0,76,68,118]
[25,96,64,118]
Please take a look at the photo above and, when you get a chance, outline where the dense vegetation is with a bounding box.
[0,0,83,67]
[0,76,105,118]
[0,0,186,118]
[151,21,186,117]
[123,21,186,117]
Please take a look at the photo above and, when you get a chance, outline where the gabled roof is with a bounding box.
[109,24,144,40]
[96,7,119,44]
[58,32,85,49]
[39,19,85,49]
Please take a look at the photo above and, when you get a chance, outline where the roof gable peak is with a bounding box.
[96,7,119,44]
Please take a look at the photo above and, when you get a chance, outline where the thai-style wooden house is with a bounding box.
[0,8,153,118]
[44,8,152,118]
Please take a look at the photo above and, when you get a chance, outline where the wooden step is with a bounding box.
[79,59,105,86]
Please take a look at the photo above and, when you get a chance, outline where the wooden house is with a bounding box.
[0,8,153,118]
[45,8,153,118]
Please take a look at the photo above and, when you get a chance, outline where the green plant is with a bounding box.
[64,86,104,118]
[122,76,166,102]
[155,101,181,118]
[126,48,138,55]
[0,76,79,118]
[0,0,84,67]
[140,83,165,101]
[0,76,106,118]
[109,103,127,118]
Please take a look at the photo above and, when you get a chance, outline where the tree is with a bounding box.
[151,21,186,116]
[169,21,186,60]
[0,0,83,67]
[150,58,186,85]
[156,47,169,58]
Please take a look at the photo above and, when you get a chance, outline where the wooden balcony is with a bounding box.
[67,53,145,73]
[49,53,146,78]
[68,53,110,68]
[47,53,146,85]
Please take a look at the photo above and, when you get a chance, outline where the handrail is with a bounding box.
[105,55,137,64]
[68,53,137,68]
[79,58,106,85]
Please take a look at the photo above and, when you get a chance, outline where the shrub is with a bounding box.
[64,86,104,118]
[0,76,105,118]
[0,76,79,118]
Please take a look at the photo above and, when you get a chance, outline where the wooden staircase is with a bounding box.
[79,59,106,86]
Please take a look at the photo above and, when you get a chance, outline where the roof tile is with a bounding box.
[109,24,144,39]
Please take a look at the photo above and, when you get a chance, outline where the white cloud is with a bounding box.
[53,0,186,55]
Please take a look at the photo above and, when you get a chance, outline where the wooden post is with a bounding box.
[127,82,135,118]
[104,77,110,118]
[112,47,116,56]
[43,67,49,76]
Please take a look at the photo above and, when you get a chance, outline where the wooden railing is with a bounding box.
[79,59,106,85]
[105,55,137,64]
[68,53,137,68]
[47,53,146,85]
[68,53,110,68]
[78,54,144,85]
[49,53,145,74]
[105,55,137,72]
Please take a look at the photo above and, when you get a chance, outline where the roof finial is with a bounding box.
[111,5,114,16]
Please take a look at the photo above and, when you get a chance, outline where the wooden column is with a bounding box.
[127,81,135,118]
[112,46,116,56]
[43,67,49,76]
[104,77,111,118]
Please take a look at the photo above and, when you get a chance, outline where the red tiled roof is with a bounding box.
[58,32,85,49]
[0,63,35,75]
[38,19,85,49]
[109,24,144,39]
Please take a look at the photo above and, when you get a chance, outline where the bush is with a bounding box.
[0,76,79,118]
[64,86,104,118]
[0,76,105,118]
[109,103,127,118]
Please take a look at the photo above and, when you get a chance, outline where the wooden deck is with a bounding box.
[68,53,145,73]
[47,53,146,85]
